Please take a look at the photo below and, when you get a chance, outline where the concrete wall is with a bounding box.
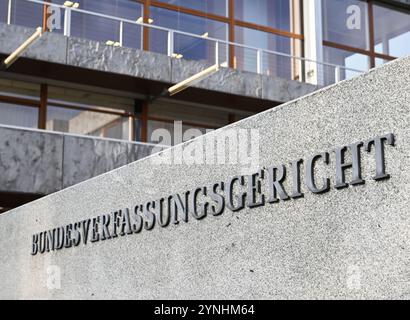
[0,125,163,194]
[0,23,318,104]
[0,55,409,299]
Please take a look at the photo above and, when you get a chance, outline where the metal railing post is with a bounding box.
[63,7,71,37]
[215,41,219,66]
[7,0,12,25]
[256,49,262,74]
[167,30,174,57]
[119,21,123,47]
[334,66,341,83]
[298,58,305,82]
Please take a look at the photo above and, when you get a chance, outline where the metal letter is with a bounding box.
[305,152,330,194]
[132,204,144,233]
[190,187,208,220]
[120,208,133,236]
[31,234,39,256]
[100,214,111,240]
[169,193,189,224]
[268,165,290,203]
[91,217,100,243]
[46,229,55,252]
[209,182,225,216]
[110,211,121,238]
[39,232,47,254]
[55,226,65,250]
[143,201,156,230]
[64,224,73,248]
[156,199,170,228]
[290,159,304,198]
[335,141,364,189]
[247,170,265,208]
[365,133,395,180]
[80,219,90,245]
[226,176,247,212]
[72,222,81,247]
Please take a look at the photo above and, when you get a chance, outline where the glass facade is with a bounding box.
[46,106,130,140]
[322,0,369,50]
[2,0,408,73]
[235,0,300,33]
[0,103,38,128]
[70,0,143,47]
[10,0,43,29]
[0,79,41,99]
[235,26,301,79]
[0,81,137,141]
[322,46,369,85]
[0,0,305,74]
[147,99,250,145]
[321,0,409,70]
[46,86,135,140]
[0,80,252,144]
[149,6,228,61]
[155,0,228,17]
[0,0,7,23]
[373,4,410,57]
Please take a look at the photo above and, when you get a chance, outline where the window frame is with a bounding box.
[0,85,140,141]
[322,0,406,69]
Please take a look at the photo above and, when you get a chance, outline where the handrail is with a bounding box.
[6,0,367,79]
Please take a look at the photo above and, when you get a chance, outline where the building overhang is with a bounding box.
[0,23,318,113]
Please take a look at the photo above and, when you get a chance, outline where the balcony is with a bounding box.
[0,0,365,87]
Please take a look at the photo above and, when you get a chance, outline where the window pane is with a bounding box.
[10,0,43,29]
[235,26,298,54]
[52,0,143,20]
[48,86,134,113]
[71,12,121,45]
[0,79,40,100]
[322,0,369,49]
[150,6,228,40]
[375,58,389,67]
[235,0,301,33]
[149,100,229,128]
[149,6,228,60]
[0,0,7,23]
[374,4,410,57]
[122,22,143,50]
[46,106,130,140]
[322,45,369,86]
[47,87,134,140]
[66,0,142,47]
[234,26,301,78]
[0,103,38,128]
[155,0,227,17]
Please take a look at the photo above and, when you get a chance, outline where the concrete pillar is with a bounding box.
[303,0,324,86]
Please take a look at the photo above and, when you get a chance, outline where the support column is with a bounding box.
[228,0,235,69]
[303,0,324,86]
[228,113,236,124]
[42,0,51,31]
[38,84,48,130]
[143,0,151,51]
[134,100,149,142]
[141,101,149,143]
